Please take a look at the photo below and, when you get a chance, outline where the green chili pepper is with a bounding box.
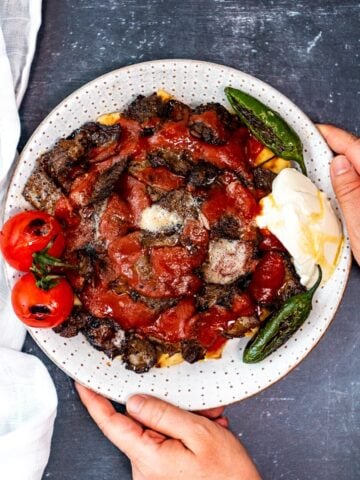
[225,86,307,175]
[243,266,322,363]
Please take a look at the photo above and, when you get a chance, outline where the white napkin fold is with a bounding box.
[0,2,58,480]
[0,349,57,480]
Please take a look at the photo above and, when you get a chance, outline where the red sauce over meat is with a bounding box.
[54,98,288,357]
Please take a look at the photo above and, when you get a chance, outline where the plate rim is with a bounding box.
[5,58,353,408]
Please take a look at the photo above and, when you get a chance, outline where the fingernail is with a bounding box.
[127,394,147,413]
[332,155,351,176]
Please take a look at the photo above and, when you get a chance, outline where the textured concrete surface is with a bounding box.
[20,1,360,479]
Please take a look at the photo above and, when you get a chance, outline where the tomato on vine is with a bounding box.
[0,210,65,271]
[11,273,73,328]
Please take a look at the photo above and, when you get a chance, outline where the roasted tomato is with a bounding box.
[11,273,73,328]
[0,211,65,271]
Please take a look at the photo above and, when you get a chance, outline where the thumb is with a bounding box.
[331,154,360,264]
[127,394,210,451]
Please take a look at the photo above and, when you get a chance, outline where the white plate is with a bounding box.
[4,60,351,409]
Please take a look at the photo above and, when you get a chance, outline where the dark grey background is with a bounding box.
[20,1,360,479]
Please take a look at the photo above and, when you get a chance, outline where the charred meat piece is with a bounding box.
[253,166,276,194]
[40,139,87,193]
[53,308,90,338]
[65,206,96,252]
[82,317,125,358]
[22,167,64,215]
[148,148,193,176]
[276,255,306,304]
[193,103,242,131]
[89,159,128,205]
[68,122,120,151]
[150,337,180,357]
[122,333,157,373]
[40,122,121,193]
[64,250,94,292]
[181,339,205,364]
[196,283,235,311]
[158,189,198,219]
[129,290,178,315]
[65,244,106,292]
[189,110,228,145]
[123,93,168,123]
[211,215,241,240]
[223,315,260,338]
[92,197,109,241]
[187,162,219,187]
[69,158,128,208]
[164,99,191,122]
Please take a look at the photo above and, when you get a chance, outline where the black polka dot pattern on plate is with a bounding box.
[4,60,351,410]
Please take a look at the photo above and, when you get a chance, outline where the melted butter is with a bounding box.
[298,191,342,281]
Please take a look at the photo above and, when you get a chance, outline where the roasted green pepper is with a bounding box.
[243,266,322,363]
[225,86,307,175]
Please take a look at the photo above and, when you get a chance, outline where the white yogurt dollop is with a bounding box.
[256,168,343,287]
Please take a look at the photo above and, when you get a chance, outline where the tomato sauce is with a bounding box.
[56,102,288,358]
[247,135,264,165]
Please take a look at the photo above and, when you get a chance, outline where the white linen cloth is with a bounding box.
[0,2,58,480]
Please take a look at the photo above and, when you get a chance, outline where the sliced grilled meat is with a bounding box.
[276,255,306,304]
[65,205,96,252]
[53,308,90,337]
[150,337,180,357]
[223,315,260,338]
[68,122,120,151]
[123,93,168,123]
[158,189,198,219]
[65,244,105,292]
[253,166,276,194]
[181,339,205,363]
[148,148,193,176]
[40,122,121,193]
[89,159,128,205]
[189,110,228,145]
[75,245,97,279]
[93,197,109,241]
[39,139,87,193]
[129,290,178,315]
[164,99,191,122]
[193,103,242,131]
[82,317,125,358]
[122,333,157,373]
[187,161,219,187]
[196,283,235,311]
[22,167,64,214]
[212,215,241,240]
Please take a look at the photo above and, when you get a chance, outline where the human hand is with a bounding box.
[318,124,360,265]
[75,383,261,480]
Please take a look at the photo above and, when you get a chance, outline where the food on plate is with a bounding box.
[11,273,73,328]
[0,210,65,271]
[3,88,341,372]
[243,266,322,363]
[225,87,307,174]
